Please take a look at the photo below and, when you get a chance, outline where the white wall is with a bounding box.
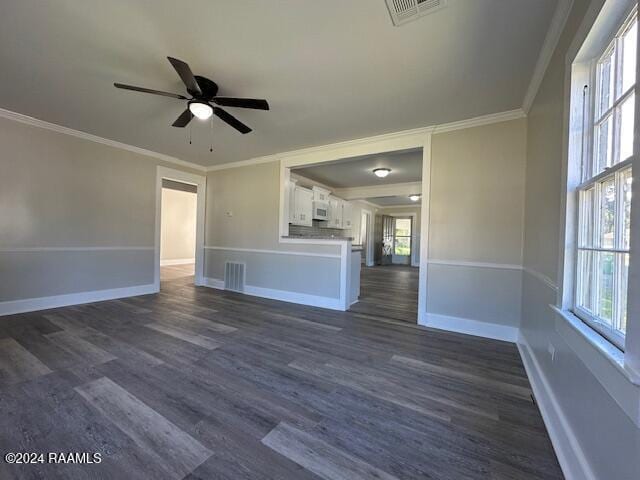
[520,1,640,479]
[160,187,196,263]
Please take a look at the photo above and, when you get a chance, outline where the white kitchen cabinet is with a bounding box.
[328,196,343,229]
[342,201,353,229]
[291,186,313,226]
[287,179,297,223]
[312,186,331,203]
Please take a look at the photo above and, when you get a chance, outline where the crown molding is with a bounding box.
[206,152,281,172]
[522,0,574,113]
[1,104,528,175]
[207,125,435,172]
[0,107,207,172]
[432,108,526,135]
[206,108,527,172]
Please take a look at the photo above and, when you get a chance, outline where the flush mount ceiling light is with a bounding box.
[373,168,391,178]
[188,100,213,120]
[409,194,421,202]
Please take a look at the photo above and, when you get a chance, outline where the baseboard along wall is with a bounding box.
[0,284,158,317]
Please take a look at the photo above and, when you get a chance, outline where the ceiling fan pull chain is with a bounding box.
[210,116,213,152]
[189,119,192,145]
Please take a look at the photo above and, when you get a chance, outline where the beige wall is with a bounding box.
[204,161,342,300]
[161,187,197,262]
[430,118,527,265]
[206,161,281,250]
[0,116,199,303]
[520,1,640,479]
[425,118,527,328]
[205,161,340,255]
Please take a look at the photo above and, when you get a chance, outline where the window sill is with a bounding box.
[551,305,640,427]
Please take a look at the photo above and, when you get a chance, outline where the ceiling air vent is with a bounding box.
[385,0,446,26]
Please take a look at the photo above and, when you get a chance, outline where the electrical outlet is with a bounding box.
[547,342,556,362]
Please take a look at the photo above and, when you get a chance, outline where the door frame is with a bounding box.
[361,208,375,266]
[386,212,419,267]
[155,166,207,290]
[277,128,433,324]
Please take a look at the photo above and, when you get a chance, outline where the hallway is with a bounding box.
[350,265,419,324]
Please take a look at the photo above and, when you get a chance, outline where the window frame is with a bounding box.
[393,217,412,257]
[572,7,637,351]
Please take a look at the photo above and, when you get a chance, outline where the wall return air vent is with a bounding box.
[385,0,446,26]
[224,261,246,293]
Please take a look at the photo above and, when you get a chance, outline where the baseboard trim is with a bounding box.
[517,335,597,480]
[203,277,225,290]
[0,284,158,317]
[160,258,195,266]
[202,277,344,310]
[420,313,518,343]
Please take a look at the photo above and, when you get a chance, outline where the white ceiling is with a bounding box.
[0,0,557,167]
[293,149,422,188]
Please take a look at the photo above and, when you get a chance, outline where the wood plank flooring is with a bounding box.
[0,267,563,479]
[350,265,419,323]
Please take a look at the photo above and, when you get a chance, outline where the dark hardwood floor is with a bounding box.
[0,268,563,479]
[350,265,419,323]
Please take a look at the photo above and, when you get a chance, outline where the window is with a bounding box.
[575,8,636,349]
[394,218,412,256]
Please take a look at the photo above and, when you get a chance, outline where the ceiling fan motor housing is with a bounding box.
[193,76,218,100]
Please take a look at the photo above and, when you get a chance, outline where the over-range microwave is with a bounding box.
[312,201,330,220]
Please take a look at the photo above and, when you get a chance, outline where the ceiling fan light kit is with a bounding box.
[188,101,213,120]
[114,56,269,147]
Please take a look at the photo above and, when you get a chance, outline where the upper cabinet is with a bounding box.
[287,179,297,223]
[291,185,313,226]
[312,186,331,203]
[328,196,343,229]
[328,196,353,229]
[287,179,352,230]
[342,201,353,229]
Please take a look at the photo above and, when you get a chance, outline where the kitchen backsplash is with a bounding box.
[289,221,351,238]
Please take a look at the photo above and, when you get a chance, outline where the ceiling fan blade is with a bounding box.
[172,109,193,128]
[114,83,187,100]
[213,97,269,110]
[214,108,252,134]
[167,57,202,96]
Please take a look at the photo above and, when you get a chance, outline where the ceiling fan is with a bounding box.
[114,57,269,134]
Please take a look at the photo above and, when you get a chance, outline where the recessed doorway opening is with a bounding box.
[154,166,207,291]
[290,147,423,323]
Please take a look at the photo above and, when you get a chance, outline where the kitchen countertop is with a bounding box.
[282,235,354,241]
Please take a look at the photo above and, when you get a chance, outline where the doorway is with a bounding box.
[154,166,207,291]
[160,179,197,284]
